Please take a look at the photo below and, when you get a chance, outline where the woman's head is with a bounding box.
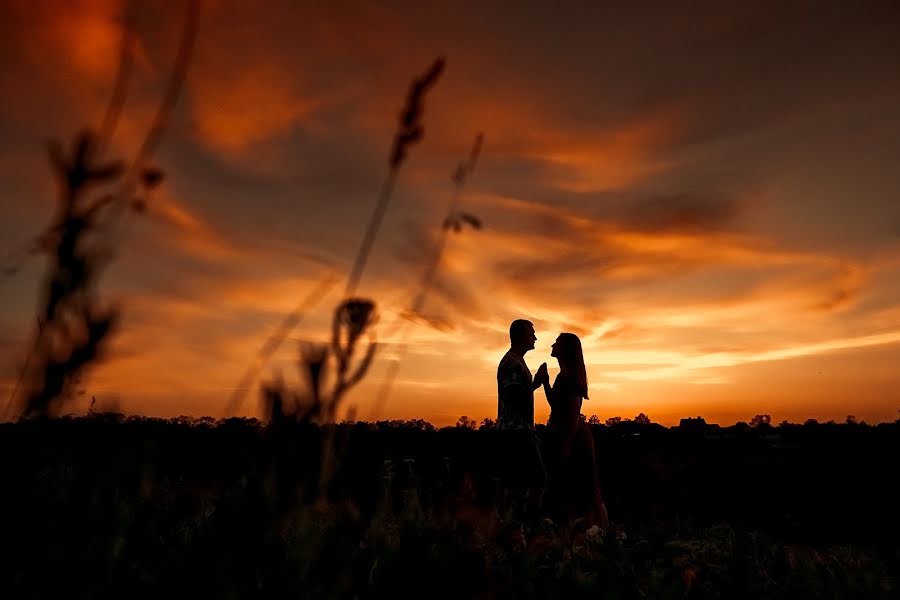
[550,332,588,399]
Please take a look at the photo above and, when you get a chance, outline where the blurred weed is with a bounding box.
[253,59,446,518]
[227,58,445,421]
[224,274,340,417]
[4,1,198,419]
[371,132,484,418]
[345,57,445,297]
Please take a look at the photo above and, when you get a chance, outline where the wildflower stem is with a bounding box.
[3,331,38,420]
[132,0,198,171]
[95,5,136,157]
[370,133,483,419]
[100,0,199,250]
[225,273,339,417]
[343,58,445,298]
[0,5,139,282]
[344,170,397,297]
[410,184,463,315]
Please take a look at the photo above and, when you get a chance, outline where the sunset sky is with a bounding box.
[1,0,899,426]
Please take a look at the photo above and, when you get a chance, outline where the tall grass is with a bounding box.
[233,58,447,427]
[344,57,446,297]
[4,1,199,419]
[372,132,484,418]
[227,58,448,516]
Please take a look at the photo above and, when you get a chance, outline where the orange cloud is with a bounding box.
[17,0,124,82]
[190,61,324,153]
[526,109,682,192]
[145,192,256,262]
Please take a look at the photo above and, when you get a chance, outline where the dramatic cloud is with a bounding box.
[2,1,900,425]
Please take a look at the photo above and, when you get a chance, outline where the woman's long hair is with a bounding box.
[557,332,588,399]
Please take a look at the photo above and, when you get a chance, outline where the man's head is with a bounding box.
[509,319,536,354]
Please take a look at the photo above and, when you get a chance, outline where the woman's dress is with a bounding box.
[546,373,608,528]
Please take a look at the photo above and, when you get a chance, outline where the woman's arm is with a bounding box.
[532,362,548,391]
[542,378,554,408]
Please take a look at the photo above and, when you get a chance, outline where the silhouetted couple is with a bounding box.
[496,319,608,529]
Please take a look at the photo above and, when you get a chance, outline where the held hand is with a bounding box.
[534,362,549,386]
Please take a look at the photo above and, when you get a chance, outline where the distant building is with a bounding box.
[678,416,707,434]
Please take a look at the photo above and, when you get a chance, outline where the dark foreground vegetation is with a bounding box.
[1,416,898,598]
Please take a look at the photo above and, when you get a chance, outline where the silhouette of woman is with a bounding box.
[540,333,608,529]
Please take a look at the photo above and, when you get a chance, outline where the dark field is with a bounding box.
[1,416,898,598]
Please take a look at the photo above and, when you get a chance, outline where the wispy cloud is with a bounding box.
[1,0,900,424]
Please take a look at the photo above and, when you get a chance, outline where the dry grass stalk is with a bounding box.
[229,59,445,419]
[256,59,446,509]
[224,273,339,417]
[370,132,484,419]
[5,1,198,419]
[344,57,445,298]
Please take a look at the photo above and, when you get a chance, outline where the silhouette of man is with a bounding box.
[495,319,548,519]
[497,319,547,431]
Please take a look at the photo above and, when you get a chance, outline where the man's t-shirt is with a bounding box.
[497,350,534,431]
